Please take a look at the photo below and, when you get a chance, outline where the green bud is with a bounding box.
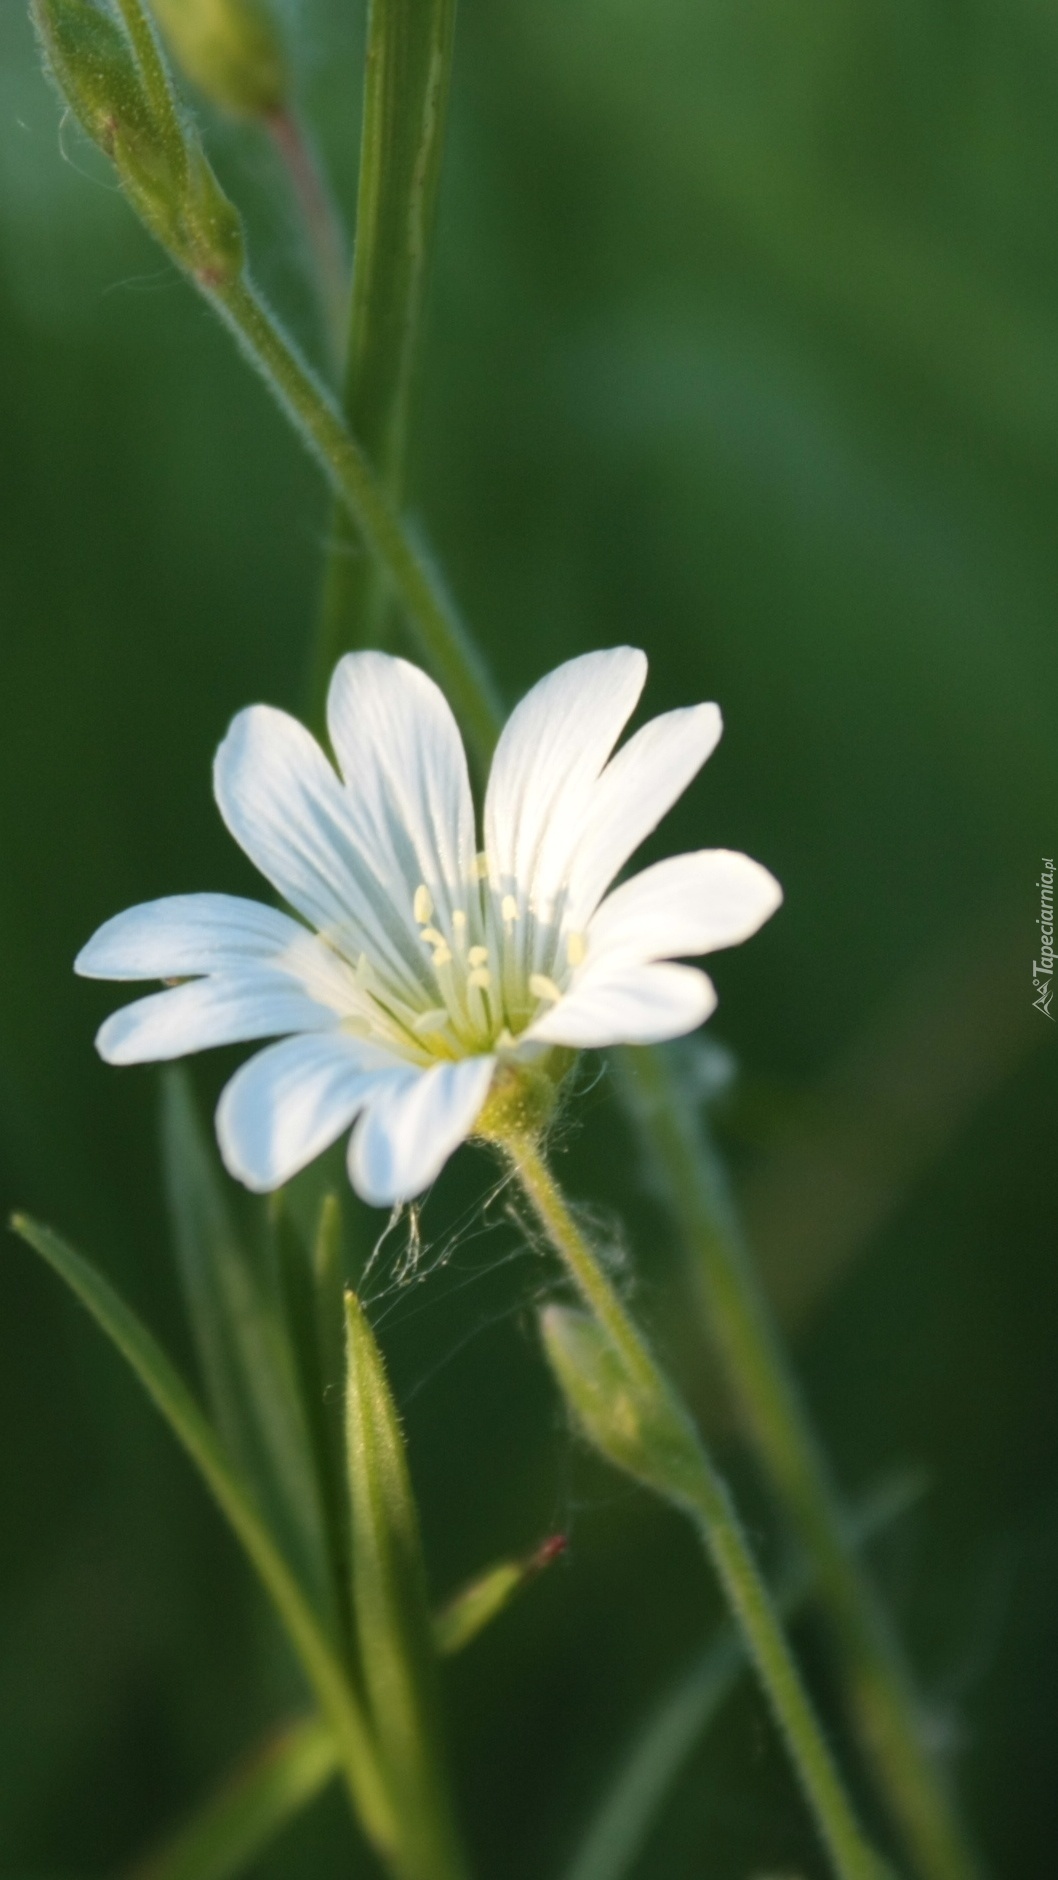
[540,1306,703,1506]
[32,0,157,156]
[33,0,244,289]
[150,0,288,119]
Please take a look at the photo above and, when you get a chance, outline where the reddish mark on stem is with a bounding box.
[527,1533,568,1574]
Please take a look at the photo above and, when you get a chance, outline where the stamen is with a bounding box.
[529,973,563,1003]
[467,945,489,968]
[413,884,433,925]
[419,926,447,948]
[501,894,518,923]
[452,908,468,933]
[467,967,492,991]
[431,945,453,968]
[496,1026,517,1049]
[474,852,489,880]
[412,1007,450,1035]
[566,931,586,967]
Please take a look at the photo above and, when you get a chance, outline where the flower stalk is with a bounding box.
[479,1108,888,1880]
[618,1046,981,1880]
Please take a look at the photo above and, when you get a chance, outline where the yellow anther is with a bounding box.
[412,1007,450,1035]
[420,926,446,948]
[467,967,492,991]
[431,945,453,968]
[529,973,563,1003]
[452,908,468,932]
[467,945,489,968]
[501,894,518,923]
[495,1026,517,1050]
[566,931,586,967]
[413,884,433,925]
[474,852,490,880]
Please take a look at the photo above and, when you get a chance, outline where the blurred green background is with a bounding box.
[1,0,1056,1874]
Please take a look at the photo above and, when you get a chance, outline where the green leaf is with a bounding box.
[270,1189,352,1646]
[160,1071,336,1627]
[10,1213,394,1860]
[433,1536,567,1657]
[127,1715,338,1880]
[343,1291,469,1880]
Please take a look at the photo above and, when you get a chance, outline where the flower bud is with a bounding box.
[32,0,157,157]
[149,0,288,119]
[540,1306,702,1506]
[32,0,245,288]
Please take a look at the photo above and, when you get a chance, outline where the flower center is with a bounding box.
[339,863,585,1064]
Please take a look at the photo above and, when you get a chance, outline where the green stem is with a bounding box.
[617,1047,981,1880]
[490,1132,887,1880]
[204,271,500,758]
[313,0,456,713]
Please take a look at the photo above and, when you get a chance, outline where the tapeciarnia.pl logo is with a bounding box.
[1033,857,1055,1020]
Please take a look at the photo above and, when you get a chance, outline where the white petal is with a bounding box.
[75,894,309,980]
[326,652,476,923]
[95,972,341,1065]
[525,962,716,1048]
[349,1055,496,1206]
[586,850,782,967]
[216,1032,403,1192]
[484,648,647,909]
[213,705,429,1003]
[564,704,722,927]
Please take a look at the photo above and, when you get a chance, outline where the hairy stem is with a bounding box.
[204,271,500,757]
[617,1047,982,1880]
[490,1129,888,1880]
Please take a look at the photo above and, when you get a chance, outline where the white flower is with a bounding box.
[77,648,781,1205]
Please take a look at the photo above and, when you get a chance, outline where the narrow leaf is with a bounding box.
[271,1189,352,1647]
[127,1715,338,1880]
[434,1536,567,1657]
[11,1214,394,1859]
[161,1072,335,1624]
[343,1291,469,1880]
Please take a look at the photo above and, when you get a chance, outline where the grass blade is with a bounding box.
[160,1072,335,1625]
[344,1291,470,1880]
[10,1214,394,1860]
